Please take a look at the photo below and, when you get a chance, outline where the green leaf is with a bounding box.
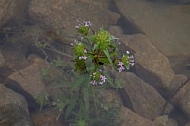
[103,49,113,66]
[71,74,86,90]
[104,72,115,88]
[82,87,89,114]
[65,95,78,119]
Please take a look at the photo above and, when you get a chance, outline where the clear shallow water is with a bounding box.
[110,0,190,56]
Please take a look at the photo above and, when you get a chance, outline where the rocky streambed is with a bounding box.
[0,0,190,126]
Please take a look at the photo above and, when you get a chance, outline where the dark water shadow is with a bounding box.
[108,0,145,35]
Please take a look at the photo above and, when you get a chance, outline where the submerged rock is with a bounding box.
[114,0,190,56]
[0,0,27,27]
[29,0,116,42]
[0,84,28,113]
[120,106,159,126]
[121,34,174,95]
[0,104,34,126]
[116,72,173,120]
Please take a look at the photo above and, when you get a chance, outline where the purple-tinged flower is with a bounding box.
[118,65,125,72]
[99,81,104,85]
[75,25,80,29]
[130,62,135,66]
[84,49,87,53]
[118,61,124,67]
[83,20,92,27]
[79,56,87,60]
[90,80,97,85]
[100,75,107,83]
[130,59,135,63]
[129,55,134,59]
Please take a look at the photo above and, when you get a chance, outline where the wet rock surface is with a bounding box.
[180,90,190,119]
[120,106,158,126]
[114,0,190,56]
[29,0,117,42]
[0,84,28,113]
[117,72,173,120]
[0,104,34,126]
[0,0,189,125]
[0,0,27,27]
[31,107,64,126]
[120,34,175,94]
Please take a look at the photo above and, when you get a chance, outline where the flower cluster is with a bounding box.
[117,51,135,72]
[75,20,92,36]
[73,20,135,85]
[92,28,112,50]
[90,71,107,85]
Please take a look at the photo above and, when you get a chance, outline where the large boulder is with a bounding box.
[8,56,46,98]
[114,0,190,56]
[116,72,173,120]
[168,0,190,4]
[180,90,190,119]
[120,106,159,126]
[0,104,34,126]
[120,34,174,95]
[0,84,28,113]
[169,74,190,105]
[0,50,5,67]
[29,0,118,42]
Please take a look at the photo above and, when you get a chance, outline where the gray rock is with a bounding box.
[168,0,190,4]
[114,0,190,56]
[185,121,190,126]
[120,106,159,126]
[0,0,27,27]
[0,84,28,113]
[29,0,117,42]
[115,72,173,120]
[0,50,5,67]
[169,74,189,105]
[120,34,174,93]
[31,108,64,126]
[0,104,34,126]
[180,90,190,119]
[8,61,46,98]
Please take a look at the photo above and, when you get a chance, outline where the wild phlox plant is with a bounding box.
[72,20,135,86]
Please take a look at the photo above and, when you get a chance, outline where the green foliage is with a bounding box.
[36,20,135,125]
[54,56,65,68]
[36,92,49,112]
[40,67,51,79]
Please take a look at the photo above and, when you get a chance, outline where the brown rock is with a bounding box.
[31,107,64,126]
[120,106,158,126]
[114,0,190,56]
[185,121,190,126]
[169,74,189,105]
[0,84,28,113]
[109,25,123,37]
[0,0,27,27]
[121,34,174,93]
[0,104,34,126]
[98,88,123,106]
[116,72,173,120]
[180,90,190,119]
[8,62,46,98]
[0,50,5,67]
[29,0,115,42]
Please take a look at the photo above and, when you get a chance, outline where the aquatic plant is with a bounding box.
[36,20,135,125]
